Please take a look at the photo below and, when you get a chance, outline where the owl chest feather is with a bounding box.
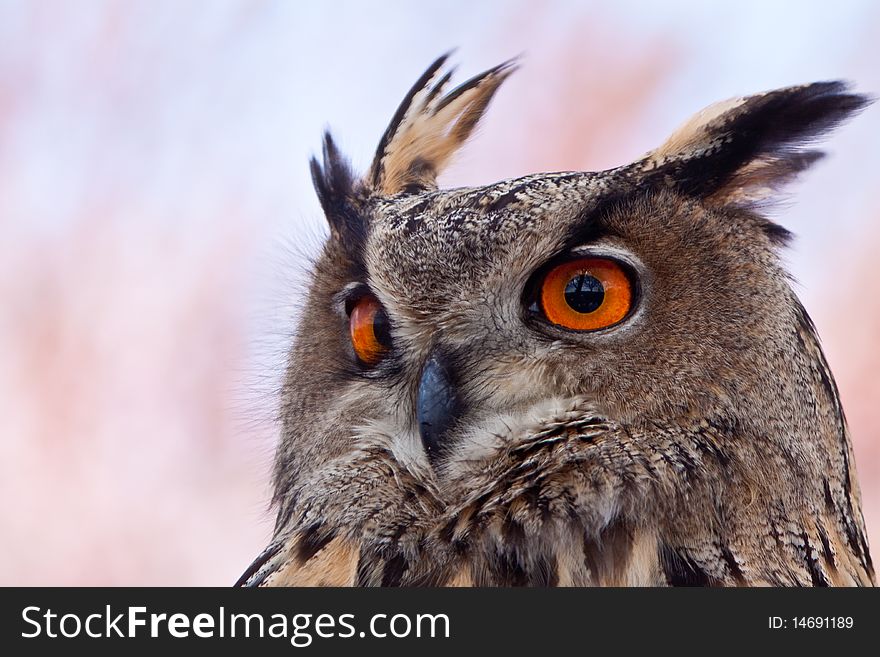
[245,409,872,587]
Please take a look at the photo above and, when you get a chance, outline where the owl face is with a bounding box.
[306,174,785,485]
[251,55,873,587]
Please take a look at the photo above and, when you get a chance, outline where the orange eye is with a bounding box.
[349,295,392,366]
[539,257,633,331]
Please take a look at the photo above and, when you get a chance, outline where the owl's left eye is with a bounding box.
[348,294,392,366]
[535,256,634,331]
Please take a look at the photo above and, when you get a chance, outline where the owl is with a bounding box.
[237,54,874,587]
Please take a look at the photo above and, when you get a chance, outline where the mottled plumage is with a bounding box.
[238,55,874,587]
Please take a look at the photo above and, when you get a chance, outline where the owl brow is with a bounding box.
[333,282,370,316]
[558,194,627,254]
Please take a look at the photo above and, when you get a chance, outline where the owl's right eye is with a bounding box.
[348,294,392,366]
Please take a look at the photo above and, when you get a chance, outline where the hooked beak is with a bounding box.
[416,354,463,462]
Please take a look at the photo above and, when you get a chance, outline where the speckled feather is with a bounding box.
[238,56,874,587]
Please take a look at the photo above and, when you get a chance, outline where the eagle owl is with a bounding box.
[238,55,874,587]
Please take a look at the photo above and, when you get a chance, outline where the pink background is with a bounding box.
[1,1,878,585]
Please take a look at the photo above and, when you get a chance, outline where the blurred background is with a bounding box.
[1,0,878,585]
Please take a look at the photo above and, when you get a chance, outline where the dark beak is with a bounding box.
[416,354,462,461]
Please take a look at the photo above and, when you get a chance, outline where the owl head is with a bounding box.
[240,55,873,587]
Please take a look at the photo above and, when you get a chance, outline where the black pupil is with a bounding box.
[564,273,604,314]
[372,308,392,347]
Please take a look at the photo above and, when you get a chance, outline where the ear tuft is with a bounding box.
[310,131,353,214]
[368,53,518,196]
[643,81,872,206]
[310,132,365,251]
